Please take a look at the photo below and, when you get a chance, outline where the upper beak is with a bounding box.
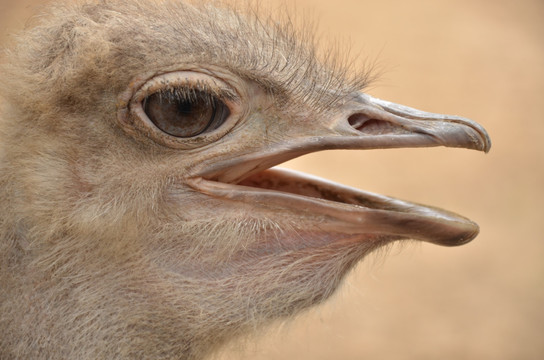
[334,93,491,152]
[191,92,491,247]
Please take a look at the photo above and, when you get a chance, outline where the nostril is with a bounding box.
[347,114,370,130]
[348,113,405,135]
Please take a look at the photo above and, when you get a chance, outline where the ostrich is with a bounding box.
[0,0,490,359]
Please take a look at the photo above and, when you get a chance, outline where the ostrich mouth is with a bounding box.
[192,94,491,247]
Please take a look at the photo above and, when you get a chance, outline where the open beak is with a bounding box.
[192,93,491,247]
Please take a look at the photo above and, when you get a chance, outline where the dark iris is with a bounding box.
[144,89,230,138]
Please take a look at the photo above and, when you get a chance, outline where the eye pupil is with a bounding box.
[143,89,230,138]
[178,102,192,115]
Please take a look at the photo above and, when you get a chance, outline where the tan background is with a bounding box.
[1,0,543,359]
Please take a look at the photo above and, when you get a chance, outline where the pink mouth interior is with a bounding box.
[237,168,411,213]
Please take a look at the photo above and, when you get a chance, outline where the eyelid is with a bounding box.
[118,70,245,150]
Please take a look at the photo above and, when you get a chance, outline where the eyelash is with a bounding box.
[149,80,237,102]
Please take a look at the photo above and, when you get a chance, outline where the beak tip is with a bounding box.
[479,129,492,154]
[484,138,492,154]
[473,121,492,154]
[431,221,480,247]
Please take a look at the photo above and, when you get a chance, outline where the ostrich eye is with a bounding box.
[143,89,230,138]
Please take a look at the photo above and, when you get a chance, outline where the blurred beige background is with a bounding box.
[1,0,542,359]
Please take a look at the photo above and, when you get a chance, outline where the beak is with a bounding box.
[191,93,491,247]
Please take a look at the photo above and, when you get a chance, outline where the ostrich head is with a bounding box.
[0,0,490,359]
